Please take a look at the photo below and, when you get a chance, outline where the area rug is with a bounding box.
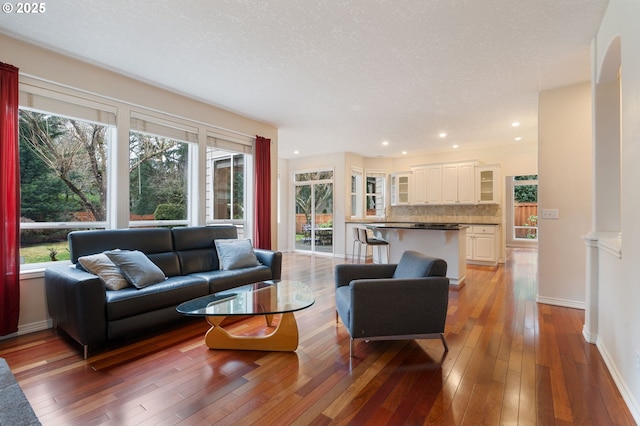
[0,358,40,425]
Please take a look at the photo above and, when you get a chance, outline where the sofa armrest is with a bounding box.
[45,264,108,347]
[348,276,449,338]
[334,263,398,288]
[254,249,283,280]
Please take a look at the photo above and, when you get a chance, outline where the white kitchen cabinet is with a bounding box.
[442,162,475,204]
[390,172,411,205]
[412,165,441,204]
[476,164,501,204]
[412,167,427,204]
[466,225,498,266]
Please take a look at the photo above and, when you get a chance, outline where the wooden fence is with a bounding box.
[514,202,538,238]
[295,213,333,233]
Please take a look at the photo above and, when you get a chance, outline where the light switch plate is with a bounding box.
[541,209,559,219]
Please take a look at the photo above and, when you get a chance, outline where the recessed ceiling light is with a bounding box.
[514,137,522,141]
[512,122,520,127]
[382,140,389,146]
[402,151,407,155]
[439,132,448,138]
[294,150,299,155]
[452,144,459,149]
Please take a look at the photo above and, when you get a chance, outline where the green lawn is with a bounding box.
[20,241,70,264]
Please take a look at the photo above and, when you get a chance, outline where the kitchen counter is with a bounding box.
[366,222,467,286]
[366,222,469,230]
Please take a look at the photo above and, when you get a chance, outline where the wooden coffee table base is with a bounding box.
[204,312,300,351]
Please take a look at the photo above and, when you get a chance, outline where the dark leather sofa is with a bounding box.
[45,225,282,358]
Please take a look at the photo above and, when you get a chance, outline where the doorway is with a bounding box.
[506,175,538,248]
[293,170,334,255]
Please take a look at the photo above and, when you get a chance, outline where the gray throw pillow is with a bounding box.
[105,249,166,289]
[78,253,130,290]
[214,239,260,270]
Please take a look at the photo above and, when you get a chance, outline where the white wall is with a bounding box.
[1,34,278,338]
[537,82,593,309]
[589,0,640,421]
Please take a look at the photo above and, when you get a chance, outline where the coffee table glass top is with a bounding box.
[176,280,314,317]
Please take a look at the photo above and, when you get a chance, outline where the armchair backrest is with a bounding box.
[392,250,447,278]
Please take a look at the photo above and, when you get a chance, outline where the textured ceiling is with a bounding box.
[0,0,608,159]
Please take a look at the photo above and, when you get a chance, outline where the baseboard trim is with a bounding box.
[582,325,598,344]
[536,295,585,310]
[596,339,640,425]
[0,319,52,341]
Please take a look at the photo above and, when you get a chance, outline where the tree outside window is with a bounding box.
[19,110,112,263]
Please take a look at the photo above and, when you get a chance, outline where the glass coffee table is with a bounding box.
[176,280,314,351]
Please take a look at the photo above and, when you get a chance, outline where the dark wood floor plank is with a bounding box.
[0,249,635,425]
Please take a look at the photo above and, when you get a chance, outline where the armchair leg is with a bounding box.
[350,339,355,358]
[440,333,449,352]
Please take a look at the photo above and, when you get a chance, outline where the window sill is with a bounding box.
[20,260,72,279]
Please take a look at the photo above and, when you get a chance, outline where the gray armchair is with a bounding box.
[335,250,450,357]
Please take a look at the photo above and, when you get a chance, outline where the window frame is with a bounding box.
[365,169,387,219]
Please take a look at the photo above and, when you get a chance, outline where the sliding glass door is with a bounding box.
[294,170,333,255]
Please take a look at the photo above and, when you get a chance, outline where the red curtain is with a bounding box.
[254,136,271,250]
[0,63,20,336]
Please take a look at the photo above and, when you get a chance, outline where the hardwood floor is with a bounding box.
[0,249,635,425]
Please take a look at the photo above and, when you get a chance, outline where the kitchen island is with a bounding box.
[366,223,468,286]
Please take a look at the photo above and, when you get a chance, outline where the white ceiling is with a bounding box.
[0,0,607,159]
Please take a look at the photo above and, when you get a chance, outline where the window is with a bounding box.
[351,167,363,218]
[16,79,257,266]
[129,114,197,226]
[365,171,386,218]
[205,134,253,238]
[207,151,245,220]
[18,104,115,264]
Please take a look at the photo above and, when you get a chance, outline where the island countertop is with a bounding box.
[365,222,469,231]
[363,223,468,286]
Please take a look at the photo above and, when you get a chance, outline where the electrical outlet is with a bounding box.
[541,209,559,219]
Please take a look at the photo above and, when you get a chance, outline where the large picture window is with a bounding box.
[128,113,197,226]
[129,131,191,224]
[18,109,114,264]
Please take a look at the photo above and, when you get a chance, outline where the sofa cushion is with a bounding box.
[191,265,273,293]
[172,225,238,274]
[106,250,166,289]
[105,275,209,320]
[78,253,130,290]
[69,228,174,262]
[215,239,260,270]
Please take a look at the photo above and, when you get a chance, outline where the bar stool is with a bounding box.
[352,227,363,263]
[357,228,389,263]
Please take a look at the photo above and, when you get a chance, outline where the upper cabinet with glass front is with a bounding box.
[390,172,411,206]
[476,164,501,204]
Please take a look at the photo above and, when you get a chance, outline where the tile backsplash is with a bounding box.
[389,204,501,224]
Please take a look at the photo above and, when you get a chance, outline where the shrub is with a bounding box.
[154,203,185,220]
